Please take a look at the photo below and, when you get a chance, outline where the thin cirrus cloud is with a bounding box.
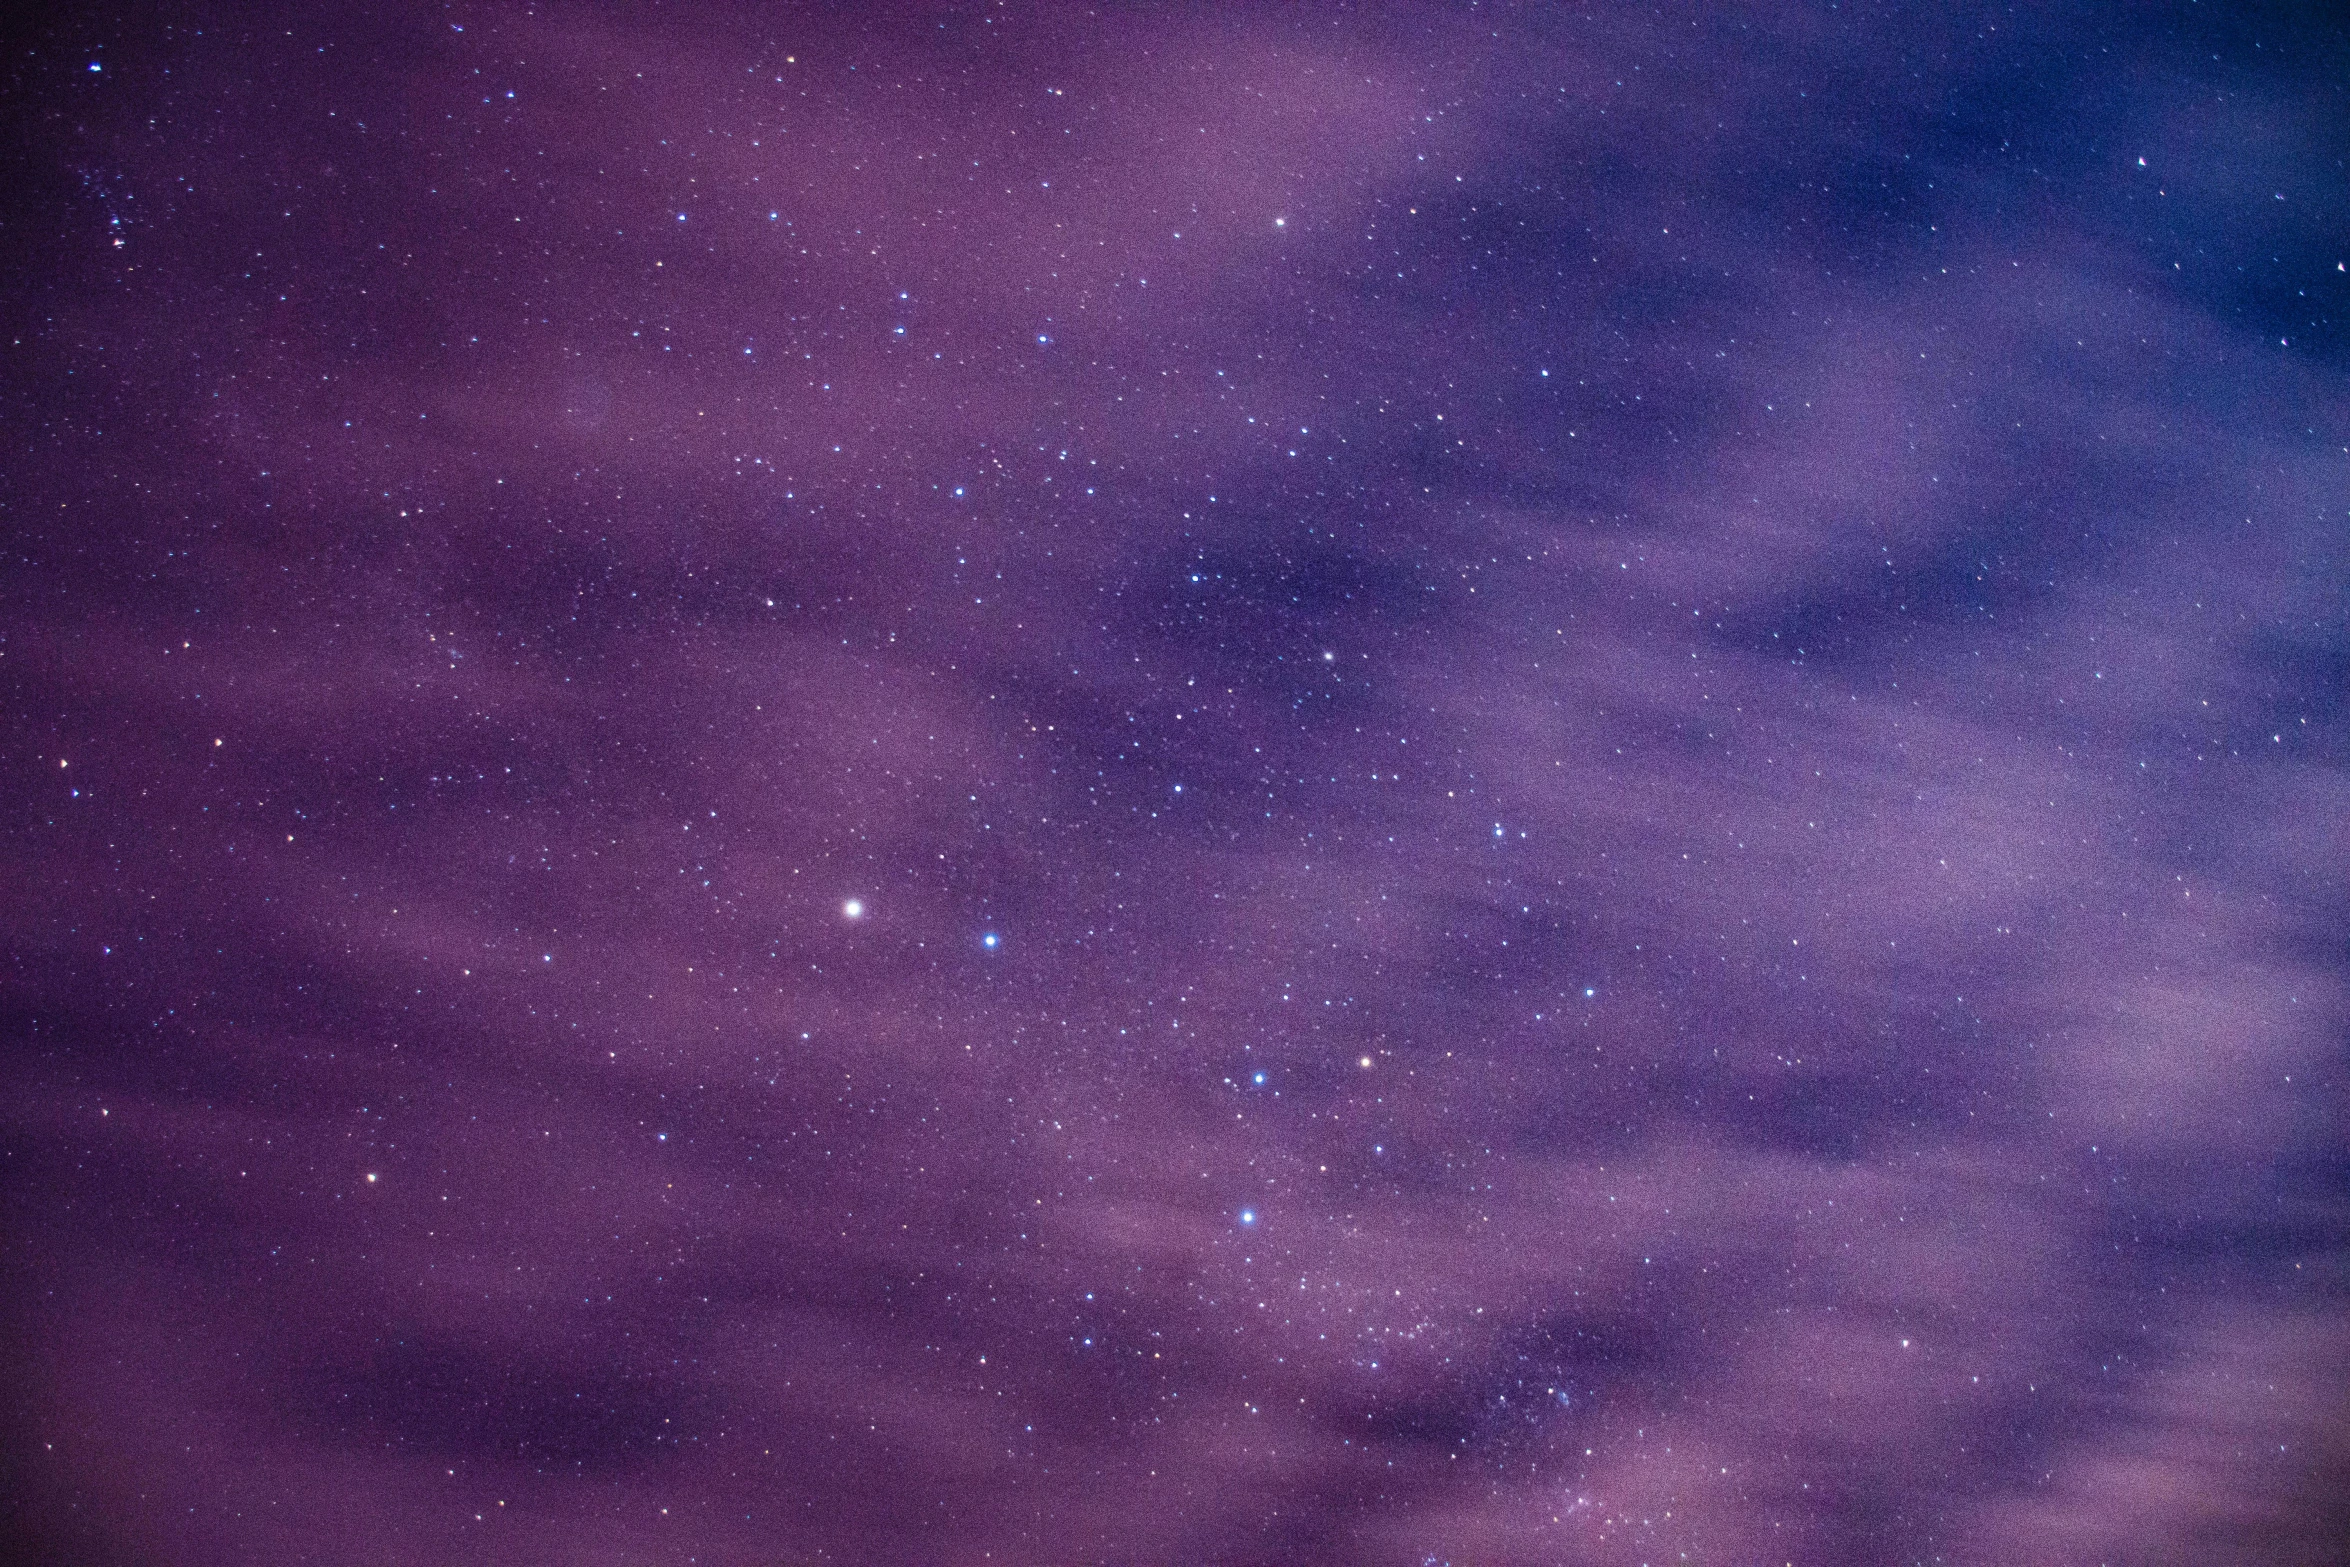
[4,3,2344,1564]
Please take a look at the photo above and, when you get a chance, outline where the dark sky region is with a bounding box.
[4,3,2347,1564]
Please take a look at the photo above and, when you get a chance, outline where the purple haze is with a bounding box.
[5,4,2346,1563]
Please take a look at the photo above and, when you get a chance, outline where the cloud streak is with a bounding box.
[5,3,2344,1563]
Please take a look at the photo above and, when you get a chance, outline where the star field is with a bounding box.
[4,4,2347,1564]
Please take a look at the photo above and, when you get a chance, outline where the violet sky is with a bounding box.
[5,4,2347,1564]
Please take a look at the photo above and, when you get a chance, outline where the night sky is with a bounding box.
[6,4,2348,1564]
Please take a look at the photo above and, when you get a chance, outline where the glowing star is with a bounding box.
[365,1172,378,1183]
[842,899,865,920]
[1238,1209,1257,1226]
[981,932,999,949]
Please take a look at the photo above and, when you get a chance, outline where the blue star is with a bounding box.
[1238,1208,1257,1226]
[981,932,999,950]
